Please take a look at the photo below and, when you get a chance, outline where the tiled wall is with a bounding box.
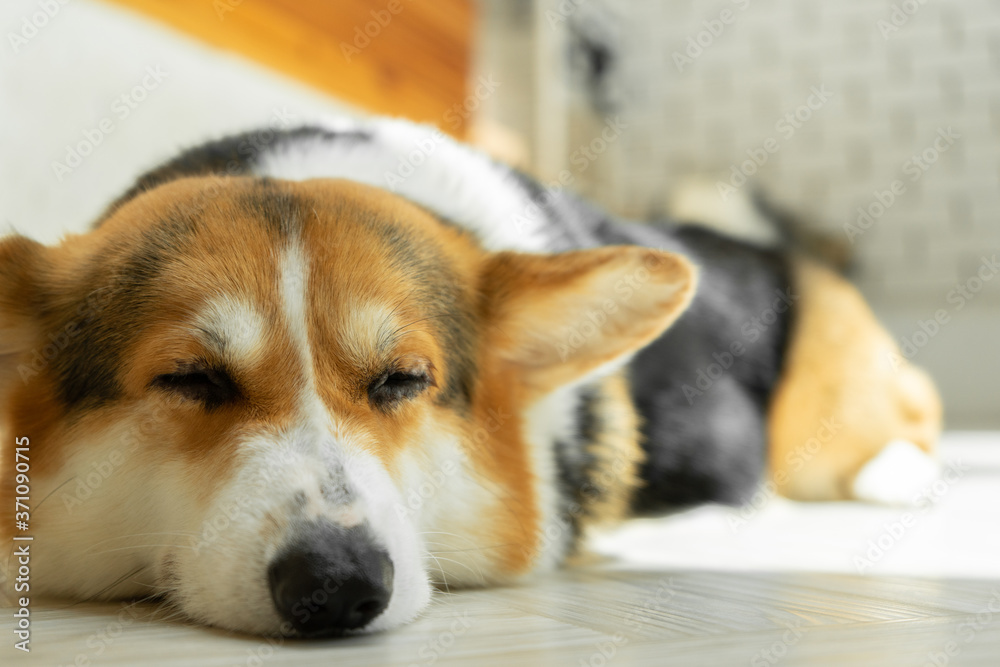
[604,0,999,300]
[478,0,1000,427]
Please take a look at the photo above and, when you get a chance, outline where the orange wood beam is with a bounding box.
[99,0,474,136]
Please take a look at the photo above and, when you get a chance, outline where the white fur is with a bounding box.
[25,417,196,603]
[252,117,551,253]
[338,301,397,366]
[396,416,525,589]
[852,439,941,506]
[522,385,583,571]
[193,295,266,365]
[279,243,315,386]
[166,416,427,634]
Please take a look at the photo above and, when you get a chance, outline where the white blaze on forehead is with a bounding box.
[279,241,340,442]
[194,295,267,364]
[280,242,316,387]
[278,242,350,450]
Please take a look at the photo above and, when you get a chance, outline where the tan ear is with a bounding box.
[0,235,46,357]
[481,245,697,393]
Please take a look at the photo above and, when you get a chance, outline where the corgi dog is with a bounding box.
[0,117,941,637]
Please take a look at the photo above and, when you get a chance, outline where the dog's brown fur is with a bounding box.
[768,257,942,500]
[0,167,941,636]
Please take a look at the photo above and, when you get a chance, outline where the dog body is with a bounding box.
[0,118,941,636]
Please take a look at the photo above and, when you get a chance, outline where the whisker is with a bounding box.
[422,552,451,593]
[423,554,487,586]
[83,544,197,557]
[420,531,515,551]
[48,565,149,611]
[150,604,190,625]
[34,475,78,512]
[421,539,517,554]
[80,532,199,556]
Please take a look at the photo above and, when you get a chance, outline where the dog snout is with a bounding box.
[267,521,393,636]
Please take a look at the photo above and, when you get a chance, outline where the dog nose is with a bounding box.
[267,522,393,636]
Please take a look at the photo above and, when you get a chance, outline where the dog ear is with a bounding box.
[481,245,697,393]
[0,235,46,359]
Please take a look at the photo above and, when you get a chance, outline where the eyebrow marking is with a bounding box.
[193,295,267,365]
[338,300,402,369]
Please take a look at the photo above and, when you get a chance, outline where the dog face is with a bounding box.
[0,176,695,636]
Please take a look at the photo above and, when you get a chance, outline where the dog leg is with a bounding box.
[767,258,942,502]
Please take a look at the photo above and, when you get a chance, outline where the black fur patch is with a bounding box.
[96,126,371,227]
[608,225,793,511]
[45,213,197,411]
[553,387,602,545]
[239,179,303,238]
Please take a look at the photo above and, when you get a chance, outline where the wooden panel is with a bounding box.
[98,0,474,136]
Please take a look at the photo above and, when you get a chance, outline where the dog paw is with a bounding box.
[851,439,940,506]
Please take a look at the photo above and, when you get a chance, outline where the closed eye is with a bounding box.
[367,370,433,409]
[152,364,238,408]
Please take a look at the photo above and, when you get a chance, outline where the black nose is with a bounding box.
[267,522,393,637]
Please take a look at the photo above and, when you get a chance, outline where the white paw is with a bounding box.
[851,440,940,505]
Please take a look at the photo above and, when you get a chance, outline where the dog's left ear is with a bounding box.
[481,245,697,393]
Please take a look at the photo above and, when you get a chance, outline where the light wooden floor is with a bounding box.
[4,567,1000,666]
